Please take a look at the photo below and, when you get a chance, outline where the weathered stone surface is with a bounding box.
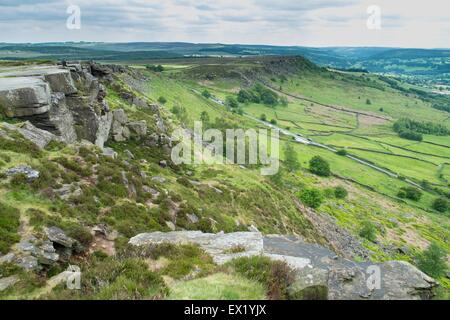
[94,112,113,148]
[16,255,38,270]
[45,227,75,248]
[0,67,77,95]
[295,200,369,260]
[0,253,15,264]
[186,213,199,224]
[0,276,19,292]
[113,109,128,125]
[151,176,166,184]
[0,63,117,147]
[1,121,59,149]
[0,77,51,117]
[102,147,117,159]
[54,183,82,200]
[5,165,39,181]
[129,231,438,300]
[127,120,147,137]
[129,231,264,265]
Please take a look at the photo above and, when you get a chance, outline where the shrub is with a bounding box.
[397,187,422,201]
[201,90,211,99]
[226,96,239,109]
[260,114,267,121]
[336,149,347,156]
[270,119,277,125]
[309,156,331,177]
[334,186,348,199]
[158,96,167,104]
[228,256,295,300]
[146,64,164,72]
[0,202,20,254]
[9,173,29,188]
[359,221,377,242]
[416,243,447,278]
[432,198,449,213]
[298,188,323,209]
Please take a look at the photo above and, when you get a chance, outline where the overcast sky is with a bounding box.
[0,0,449,48]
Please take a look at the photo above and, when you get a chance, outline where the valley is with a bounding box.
[0,54,448,300]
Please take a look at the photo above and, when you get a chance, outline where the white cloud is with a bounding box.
[0,0,448,48]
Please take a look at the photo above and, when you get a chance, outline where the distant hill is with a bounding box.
[0,42,448,82]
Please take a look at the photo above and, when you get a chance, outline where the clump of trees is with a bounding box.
[309,156,331,177]
[146,64,164,72]
[393,118,449,142]
[397,186,422,201]
[397,130,423,141]
[237,84,283,107]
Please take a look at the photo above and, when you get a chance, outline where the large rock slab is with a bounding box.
[0,77,51,117]
[129,231,264,265]
[129,231,438,300]
[0,67,77,95]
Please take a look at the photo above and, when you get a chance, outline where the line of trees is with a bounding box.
[393,118,450,141]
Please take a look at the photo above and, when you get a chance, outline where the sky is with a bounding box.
[0,0,449,48]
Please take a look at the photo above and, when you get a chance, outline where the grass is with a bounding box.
[168,273,266,300]
[0,202,20,254]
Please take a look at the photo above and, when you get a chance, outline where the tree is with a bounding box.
[366,99,372,105]
[202,90,211,99]
[158,96,167,104]
[432,197,449,213]
[334,186,348,199]
[200,111,210,127]
[359,221,377,242]
[298,188,323,209]
[171,105,188,124]
[284,143,300,172]
[226,96,239,109]
[260,114,267,121]
[416,242,447,278]
[309,156,331,177]
[279,96,288,107]
[336,149,347,156]
[270,119,277,125]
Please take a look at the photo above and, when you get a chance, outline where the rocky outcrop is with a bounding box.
[5,165,40,181]
[0,63,115,148]
[129,231,438,300]
[1,121,59,149]
[294,200,370,260]
[110,108,147,142]
[0,77,51,117]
